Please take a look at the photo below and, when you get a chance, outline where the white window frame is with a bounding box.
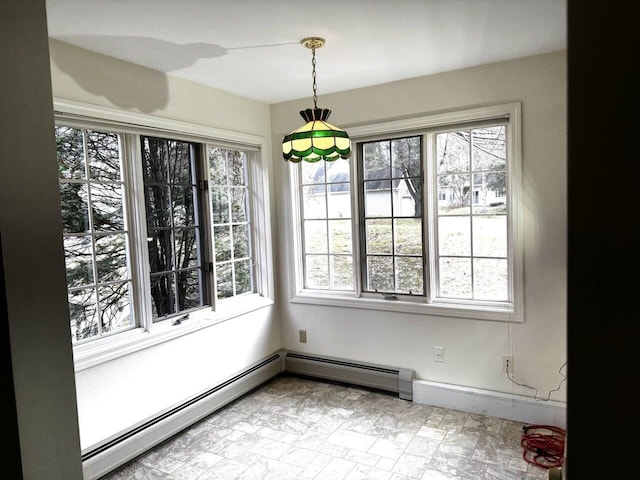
[287,102,523,323]
[54,98,274,371]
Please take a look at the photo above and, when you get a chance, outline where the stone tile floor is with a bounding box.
[100,375,550,479]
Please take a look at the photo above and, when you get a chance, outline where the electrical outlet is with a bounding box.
[434,346,445,362]
[502,356,513,373]
[299,329,307,343]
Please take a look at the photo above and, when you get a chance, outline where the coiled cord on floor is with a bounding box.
[521,424,566,469]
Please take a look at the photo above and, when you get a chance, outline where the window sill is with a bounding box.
[290,290,521,323]
[72,293,274,372]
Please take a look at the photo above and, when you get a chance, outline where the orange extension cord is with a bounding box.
[521,425,566,469]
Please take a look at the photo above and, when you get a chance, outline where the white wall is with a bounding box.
[271,52,567,403]
[1,2,84,478]
[49,39,281,450]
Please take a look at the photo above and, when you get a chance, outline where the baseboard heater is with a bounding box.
[283,351,414,401]
[81,352,283,480]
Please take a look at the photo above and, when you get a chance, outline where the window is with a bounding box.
[55,112,272,356]
[141,136,205,319]
[57,126,134,341]
[434,125,509,302]
[290,103,522,321]
[208,147,254,299]
[360,136,423,296]
[299,159,353,290]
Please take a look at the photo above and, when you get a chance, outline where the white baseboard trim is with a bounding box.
[412,379,566,429]
[81,352,283,480]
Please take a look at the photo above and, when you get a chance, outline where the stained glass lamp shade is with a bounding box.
[282,107,350,162]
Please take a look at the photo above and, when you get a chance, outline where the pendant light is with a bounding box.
[282,37,351,162]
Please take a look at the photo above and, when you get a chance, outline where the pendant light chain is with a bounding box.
[311,46,318,108]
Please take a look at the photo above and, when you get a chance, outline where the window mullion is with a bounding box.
[468,131,476,300]
[82,129,105,339]
[350,148,363,296]
[424,132,437,304]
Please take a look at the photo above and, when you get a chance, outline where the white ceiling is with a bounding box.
[45,0,566,104]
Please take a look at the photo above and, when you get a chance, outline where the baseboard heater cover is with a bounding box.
[81,352,283,480]
[283,351,414,401]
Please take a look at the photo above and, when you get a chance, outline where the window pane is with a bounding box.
[438,216,471,256]
[304,220,328,254]
[150,273,175,318]
[211,187,230,224]
[365,180,391,217]
[64,236,93,287]
[216,263,233,299]
[234,259,253,295]
[91,183,124,231]
[147,230,173,273]
[69,287,98,341]
[168,141,193,184]
[99,282,132,333]
[327,183,350,218]
[394,218,422,255]
[142,137,169,184]
[367,256,394,292]
[396,257,424,295]
[87,130,122,181]
[175,228,199,269]
[303,185,327,219]
[474,258,508,301]
[177,269,202,309]
[439,257,472,298]
[472,172,507,213]
[228,151,247,186]
[305,255,329,289]
[301,160,325,184]
[366,219,392,255]
[209,148,227,184]
[328,220,351,254]
[437,131,470,174]
[391,137,420,179]
[438,174,471,215]
[214,225,232,261]
[233,224,250,258]
[145,186,171,229]
[172,186,195,227]
[231,187,247,223]
[330,255,353,290]
[363,141,390,180]
[394,177,421,217]
[473,216,507,257]
[472,126,506,171]
[95,234,128,282]
[60,183,89,233]
[56,126,85,180]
